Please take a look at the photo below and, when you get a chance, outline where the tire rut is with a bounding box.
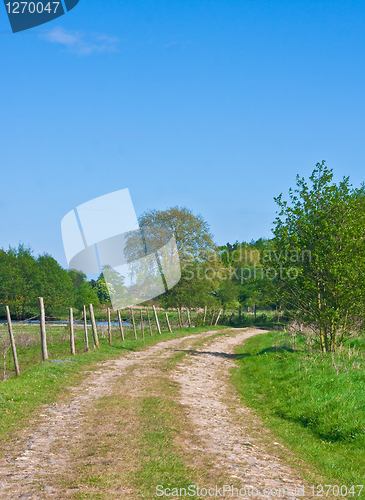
[0,331,217,499]
[0,328,312,499]
[171,328,310,499]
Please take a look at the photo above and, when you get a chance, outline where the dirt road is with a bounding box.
[0,328,310,499]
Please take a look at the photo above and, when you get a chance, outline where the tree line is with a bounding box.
[1,161,365,351]
[0,247,107,319]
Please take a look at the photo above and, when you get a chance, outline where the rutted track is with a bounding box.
[171,329,308,498]
[0,328,310,499]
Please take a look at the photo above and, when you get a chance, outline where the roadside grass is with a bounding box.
[231,331,365,489]
[0,324,225,450]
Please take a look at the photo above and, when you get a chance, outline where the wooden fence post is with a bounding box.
[177,307,182,328]
[203,306,207,325]
[69,308,75,355]
[107,308,112,345]
[210,308,216,326]
[5,306,20,376]
[140,309,145,339]
[89,304,100,349]
[83,305,90,351]
[130,308,137,340]
[146,308,153,336]
[117,310,124,341]
[165,312,172,333]
[239,306,242,322]
[153,305,162,334]
[186,308,192,328]
[215,309,222,326]
[38,297,48,361]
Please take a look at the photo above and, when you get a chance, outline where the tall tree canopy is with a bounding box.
[0,245,74,318]
[0,246,99,319]
[139,206,215,261]
[139,207,217,307]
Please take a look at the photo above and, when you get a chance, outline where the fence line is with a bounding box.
[153,305,162,335]
[140,309,145,339]
[1,301,229,378]
[107,308,112,346]
[177,307,182,328]
[165,312,172,333]
[146,308,153,336]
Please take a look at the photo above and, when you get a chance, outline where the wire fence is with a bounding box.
[0,300,224,380]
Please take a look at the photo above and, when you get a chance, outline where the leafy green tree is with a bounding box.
[95,275,111,304]
[0,245,39,319]
[0,245,75,318]
[68,270,100,312]
[139,206,215,261]
[160,261,219,308]
[217,239,277,313]
[138,207,218,308]
[36,254,74,316]
[213,279,240,311]
[270,161,365,352]
[100,265,129,307]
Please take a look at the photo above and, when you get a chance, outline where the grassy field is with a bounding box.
[232,330,365,489]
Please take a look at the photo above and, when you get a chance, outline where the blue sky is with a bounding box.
[1,0,365,267]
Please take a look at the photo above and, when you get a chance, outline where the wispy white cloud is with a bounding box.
[39,27,119,55]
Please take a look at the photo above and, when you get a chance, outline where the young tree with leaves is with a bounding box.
[270,161,365,352]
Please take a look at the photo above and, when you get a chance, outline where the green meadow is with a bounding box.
[232,330,365,488]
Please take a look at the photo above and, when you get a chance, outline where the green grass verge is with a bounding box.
[231,331,365,489]
[0,324,225,448]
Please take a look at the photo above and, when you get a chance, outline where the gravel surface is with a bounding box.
[0,328,310,499]
[172,329,308,499]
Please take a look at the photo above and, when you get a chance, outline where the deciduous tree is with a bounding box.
[270,161,365,351]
